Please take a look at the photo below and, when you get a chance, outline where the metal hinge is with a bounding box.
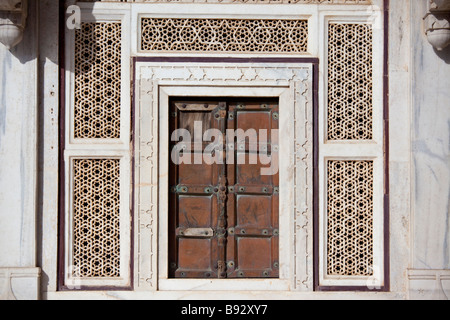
[176,228,214,238]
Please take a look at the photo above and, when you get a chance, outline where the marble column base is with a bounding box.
[0,267,41,300]
[408,269,450,300]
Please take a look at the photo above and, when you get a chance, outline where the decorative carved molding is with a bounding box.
[424,6,450,51]
[135,78,157,290]
[0,0,28,50]
[135,62,313,291]
[429,0,450,12]
[293,72,313,290]
[139,65,310,83]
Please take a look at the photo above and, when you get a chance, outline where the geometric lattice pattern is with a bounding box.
[327,160,373,276]
[74,23,121,139]
[73,159,121,278]
[141,18,308,53]
[327,23,373,140]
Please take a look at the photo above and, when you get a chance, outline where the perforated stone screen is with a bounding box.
[327,160,374,276]
[327,23,373,141]
[73,159,121,278]
[65,1,383,289]
[141,18,308,53]
[74,22,122,139]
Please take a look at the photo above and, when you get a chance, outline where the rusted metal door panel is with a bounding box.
[169,99,279,279]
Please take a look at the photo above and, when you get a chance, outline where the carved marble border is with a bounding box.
[293,77,313,290]
[134,61,313,291]
[135,77,157,290]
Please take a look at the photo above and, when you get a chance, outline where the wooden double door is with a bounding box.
[169,98,279,279]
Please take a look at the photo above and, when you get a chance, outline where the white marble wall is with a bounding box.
[411,1,450,270]
[0,0,41,300]
[388,0,412,296]
[408,0,450,300]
